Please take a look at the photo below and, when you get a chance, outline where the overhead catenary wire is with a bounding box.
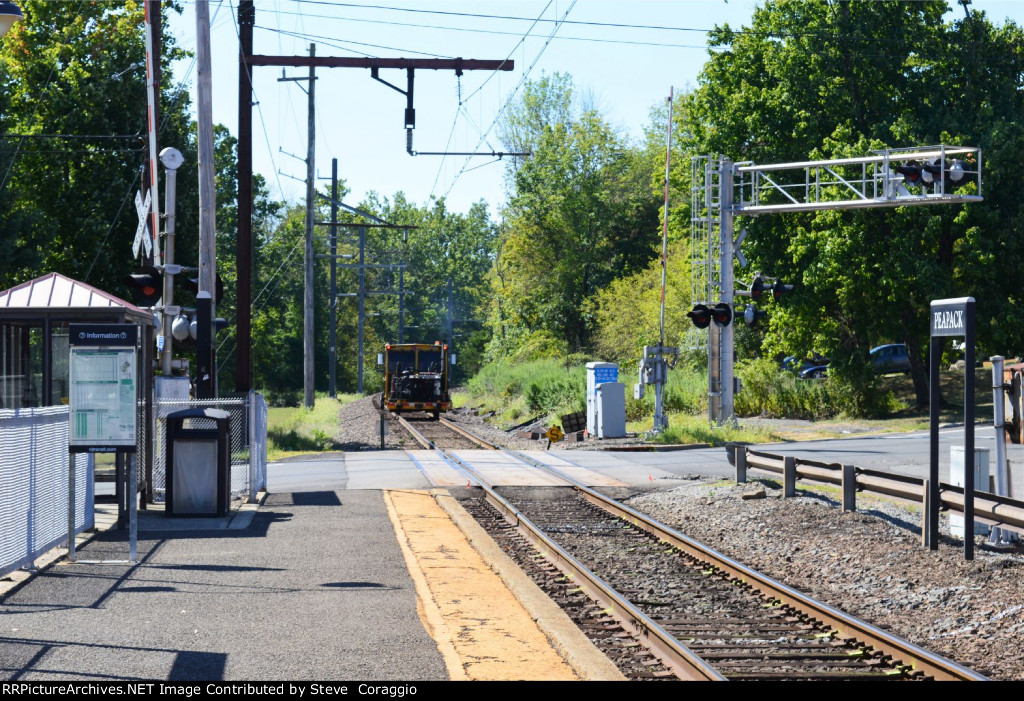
[444,0,578,200]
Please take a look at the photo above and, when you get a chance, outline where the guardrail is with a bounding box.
[728,444,1024,535]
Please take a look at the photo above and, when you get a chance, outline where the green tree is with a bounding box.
[685,1,1024,411]
[0,1,192,296]
[490,73,661,359]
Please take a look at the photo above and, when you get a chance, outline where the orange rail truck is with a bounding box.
[380,341,452,419]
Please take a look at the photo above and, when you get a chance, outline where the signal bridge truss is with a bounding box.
[690,145,982,425]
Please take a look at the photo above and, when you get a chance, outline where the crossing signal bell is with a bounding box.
[743,305,768,327]
[124,266,163,307]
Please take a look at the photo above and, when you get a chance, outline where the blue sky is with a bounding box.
[166,1,1024,216]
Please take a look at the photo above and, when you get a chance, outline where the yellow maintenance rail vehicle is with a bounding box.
[380,341,452,419]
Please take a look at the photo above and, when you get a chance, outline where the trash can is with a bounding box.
[165,408,231,516]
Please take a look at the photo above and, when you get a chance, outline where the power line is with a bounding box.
[239,4,716,50]
[258,25,457,59]
[428,1,551,199]
[444,0,578,200]
[84,166,144,283]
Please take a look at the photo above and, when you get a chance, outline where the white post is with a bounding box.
[248,389,257,503]
[989,356,1016,543]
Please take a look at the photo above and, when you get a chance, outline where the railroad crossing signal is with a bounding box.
[132,189,152,259]
[687,304,712,329]
[710,302,733,327]
[123,266,162,307]
[772,281,794,301]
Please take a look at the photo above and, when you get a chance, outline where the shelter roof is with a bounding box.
[0,272,153,323]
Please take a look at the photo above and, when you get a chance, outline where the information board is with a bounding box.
[68,325,138,448]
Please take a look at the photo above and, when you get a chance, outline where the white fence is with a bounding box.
[0,406,92,579]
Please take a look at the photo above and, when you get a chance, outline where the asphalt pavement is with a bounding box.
[0,491,448,681]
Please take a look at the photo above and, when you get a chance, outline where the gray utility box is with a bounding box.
[165,408,231,517]
[950,446,990,537]
[586,362,619,436]
[595,382,626,439]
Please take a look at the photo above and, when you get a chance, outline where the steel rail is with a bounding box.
[503,448,988,682]
[437,416,500,450]
[439,448,725,681]
[396,417,723,680]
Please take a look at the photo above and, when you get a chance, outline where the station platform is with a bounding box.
[0,455,632,681]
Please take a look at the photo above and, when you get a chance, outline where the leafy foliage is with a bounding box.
[683,1,1024,409]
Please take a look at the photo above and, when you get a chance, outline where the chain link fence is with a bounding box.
[0,406,92,579]
[152,392,267,503]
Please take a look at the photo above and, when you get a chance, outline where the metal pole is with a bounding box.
[236,0,255,393]
[329,158,338,398]
[928,336,942,549]
[160,153,180,376]
[128,453,137,563]
[357,225,365,394]
[990,356,1010,544]
[652,89,673,434]
[399,264,405,344]
[447,279,453,354]
[303,44,316,408]
[720,158,736,427]
[67,453,76,562]
[660,88,672,350]
[196,0,217,397]
[964,300,975,560]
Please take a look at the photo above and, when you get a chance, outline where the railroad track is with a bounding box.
[396,416,987,681]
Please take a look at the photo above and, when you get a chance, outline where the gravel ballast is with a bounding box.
[627,480,1024,680]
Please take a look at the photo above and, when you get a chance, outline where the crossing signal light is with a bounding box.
[743,305,768,327]
[749,276,770,301]
[124,266,163,307]
[895,161,925,188]
[711,302,733,327]
[772,281,794,301]
[184,275,225,304]
[687,304,711,329]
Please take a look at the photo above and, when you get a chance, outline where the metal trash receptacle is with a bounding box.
[166,408,231,516]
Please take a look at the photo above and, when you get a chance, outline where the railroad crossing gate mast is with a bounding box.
[690,146,983,426]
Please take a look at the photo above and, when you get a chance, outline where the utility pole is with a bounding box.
[399,260,405,344]
[446,279,453,356]
[236,2,514,395]
[303,44,316,408]
[357,225,366,394]
[195,0,217,398]
[329,158,338,398]
[236,0,254,392]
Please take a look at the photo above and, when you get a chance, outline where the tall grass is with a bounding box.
[267,394,359,459]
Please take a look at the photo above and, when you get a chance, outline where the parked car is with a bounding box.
[782,353,830,377]
[870,343,912,375]
[799,363,829,380]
